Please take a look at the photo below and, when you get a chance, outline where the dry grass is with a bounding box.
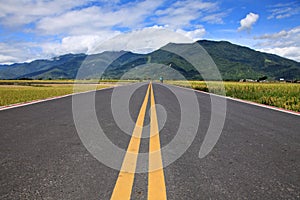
[167,80,300,112]
[0,83,113,106]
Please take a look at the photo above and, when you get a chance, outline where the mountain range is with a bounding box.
[1,40,300,81]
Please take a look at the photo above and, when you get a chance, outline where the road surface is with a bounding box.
[0,82,299,199]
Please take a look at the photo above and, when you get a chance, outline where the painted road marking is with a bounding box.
[110,82,167,200]
[110,83,151,200]
[148,82,167,200]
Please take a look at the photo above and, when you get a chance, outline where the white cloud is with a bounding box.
[0,55,20,64]
[0,0,162,34]
[36,0,162,35]
[0,42,37,64]
[267,2,300,20]
[92,26,195,54]
[40,26,204,56]
[0,0,90,27]
[0,26,202,64]
[155,0,224,28]
[176,27,206,41]
[238,12,259,32]
[255,30,288,39]
[258,47,300,62]
[36,7,109,35]
[255,26,300,61]
[40,33,120,56]
[0,34,113,64]
[34,0,218,36]
[0,0,222,64]
[201,12,227,24]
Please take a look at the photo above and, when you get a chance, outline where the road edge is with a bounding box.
[0,83,137,111]
[164,83,300,117]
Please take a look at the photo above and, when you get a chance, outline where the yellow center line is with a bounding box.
[110,83,151,200]
[110,82,167,200]
[148,82,167,200]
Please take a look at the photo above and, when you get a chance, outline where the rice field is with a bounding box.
[0,83,114,106]
[1,80,299,112]
[167,81,300,112]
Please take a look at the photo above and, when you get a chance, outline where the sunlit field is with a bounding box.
[167,81,300,112]
[2,80,299,112]
[0,84,113,106]
[0,80,123,106]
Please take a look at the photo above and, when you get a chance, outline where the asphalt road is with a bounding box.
[0,82,299,199]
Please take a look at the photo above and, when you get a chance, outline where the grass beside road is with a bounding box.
[0,83,114,107]
[2,80,299,112]
[0,79,137,85]
[167,81,300,112]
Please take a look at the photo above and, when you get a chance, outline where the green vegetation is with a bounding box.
[0,83,114,106]
[197,40,300,81]
[0,79,137,84]
[1,40,299,80]
[168,81,300,112]
[2,79,299,113]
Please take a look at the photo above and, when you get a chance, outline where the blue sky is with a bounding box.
[0,0,299,64]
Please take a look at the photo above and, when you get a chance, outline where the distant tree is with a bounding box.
[258,76,268,82]
[19,77,33,80]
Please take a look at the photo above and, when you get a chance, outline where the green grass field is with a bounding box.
[0,83,114,106]
[1,80,299,112]
[167,81,300,112]
[0,79,137,85]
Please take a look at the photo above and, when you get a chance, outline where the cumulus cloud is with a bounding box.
[0,26,204,64]
[0,42,38,64]
[176,27,206,41]
[0,55,20,64]
[44,26,201,56]
[238,12,259,32]
[255,26,300,61]
[0,35,112,64]
[40,32,120,56]
[0,0,224,64]
[93,26,193,53]
[259,47,300,62]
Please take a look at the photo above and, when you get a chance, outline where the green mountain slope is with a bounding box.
[0,40,299,80]
[198,40,300,80]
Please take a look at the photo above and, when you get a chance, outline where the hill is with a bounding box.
[0,40,299,80]
[197,40,300,80]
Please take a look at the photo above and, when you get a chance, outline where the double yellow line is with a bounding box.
[110,82,167,200]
